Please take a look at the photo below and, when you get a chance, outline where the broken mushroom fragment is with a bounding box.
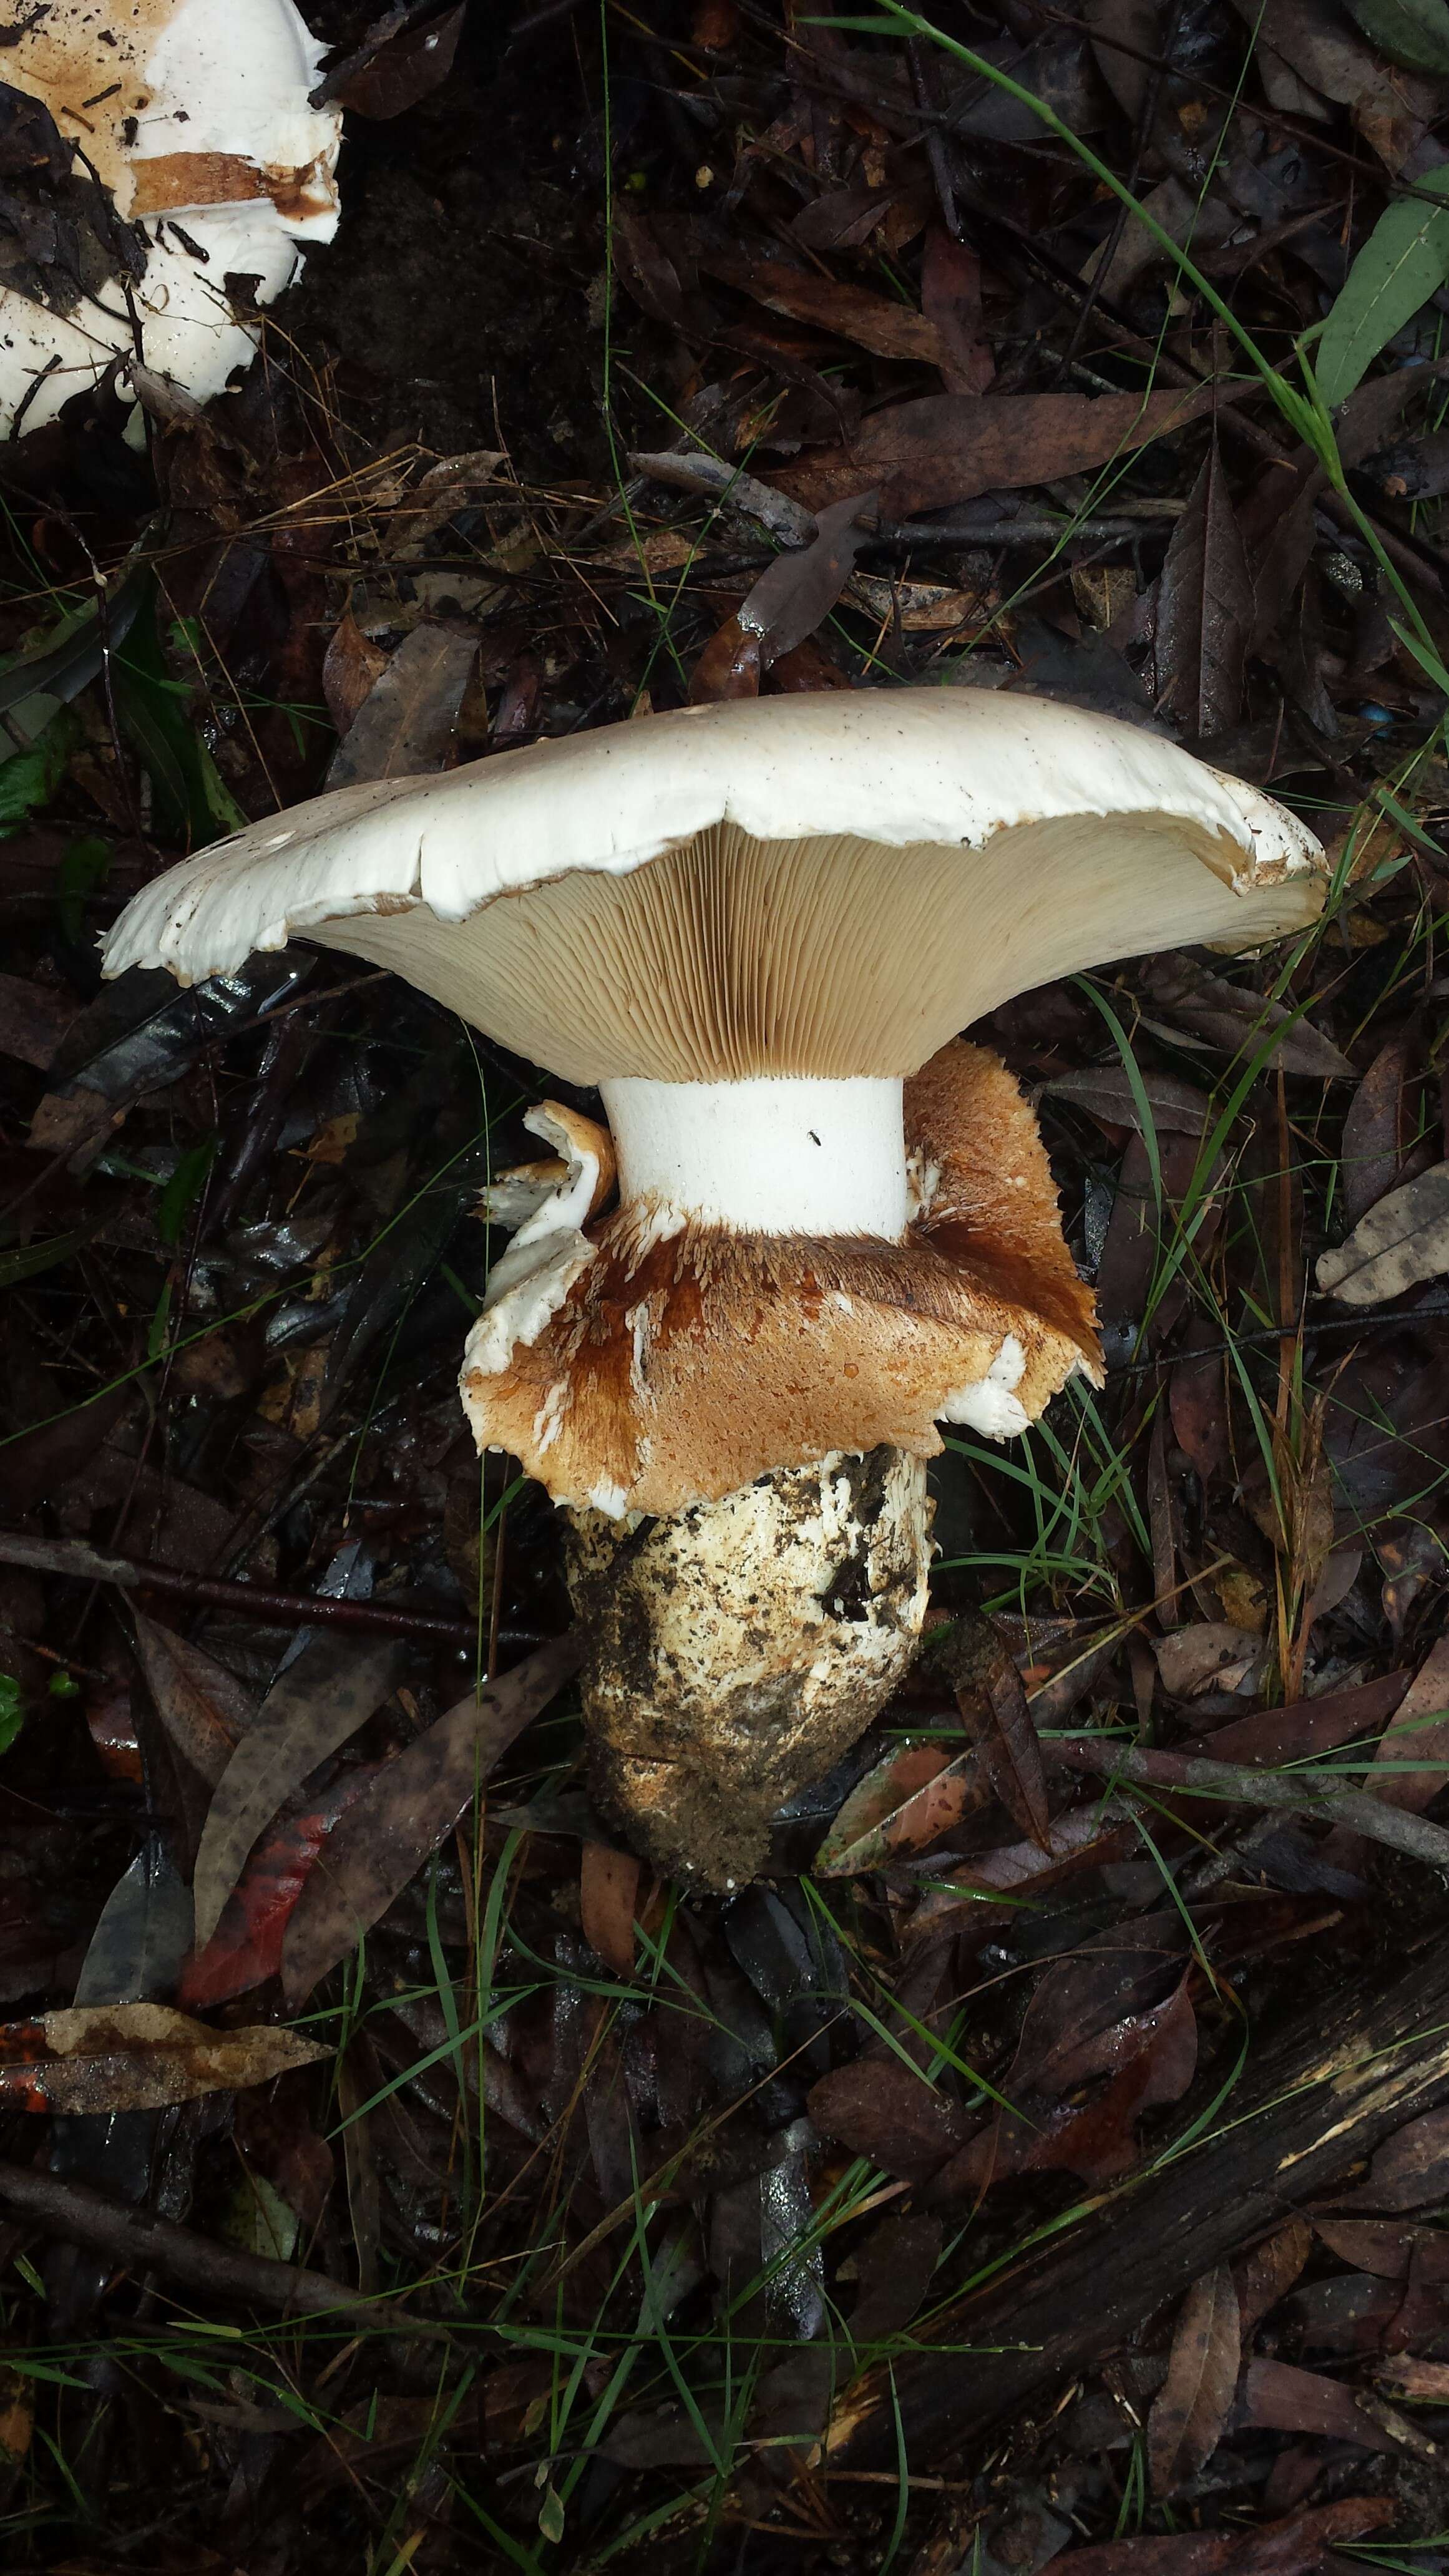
[104,690,1327,1883]
[0,0,341,435]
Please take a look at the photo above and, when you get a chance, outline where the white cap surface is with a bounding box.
[0,0,340,434]
[104,690,1327,1086]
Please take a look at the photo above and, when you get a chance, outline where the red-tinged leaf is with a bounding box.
[1323,2107,1449,2214]
[921,226,995,393]
[331,2,464,117]
[181,1770,380,2009]
[580,1843,640,1978]
[938,1981,1198,2195]
[0,2002,325,2112]
[816,1738,988,1875]
[807,2054,972,2183]
[770,384,1218,515]
[1234,2217,1314,2336]
[281,1634,583,2004]
[690,612,761,703]
[1148,2264,1241,2496]
[734,491,878,666]
[700,251,944,364]
[1151,434,1254,736]
[1038,2496,1392,2576]
[192,1636,407,1950]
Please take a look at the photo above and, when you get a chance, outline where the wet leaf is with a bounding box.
[281,1633,583,2002]
[192,1636,407,1949]
[331,2,465,116]
[1148,2264,1241,2496]
[1152,437,1254,737]
[736,492,879,665]
[181,1770,381,2009]
[1317,1161,1449,1304]
[816,1737,988,1873]
[132,1615,254,1787]
[1328,2105,1449,2211]
[580,1842,640,1977]
[773,385,1219,515]
[1317,164,1449,409]
[0,2003,325,2112]
[1033,2499,1392,2576]
[807,2054,972,2183]
[1234,2216,1314,2335]
[689,612,762,702]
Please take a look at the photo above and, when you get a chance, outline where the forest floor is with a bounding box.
[6,1,1449,2570]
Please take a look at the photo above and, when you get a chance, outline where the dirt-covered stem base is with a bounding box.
[567,1447,932,1887]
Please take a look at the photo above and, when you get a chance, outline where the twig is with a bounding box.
[0,1530,544,1652]
[0,2160,452,2337]
[1055,1735,1449,1868]
[627,450,817,545]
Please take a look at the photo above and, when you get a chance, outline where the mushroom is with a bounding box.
[0,0,341,436]
[102,690,1327,1883]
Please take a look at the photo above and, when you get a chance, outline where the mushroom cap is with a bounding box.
[0,0,340,434]
[103,690,1326,1084]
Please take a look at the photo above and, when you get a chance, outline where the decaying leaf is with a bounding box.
[192,1636,407,1949]
[1147,2264,1241,2495]
[0,2002,325,2112]
[1151,437,1254,738]
[580,1842,641,1977]
[1317,1161,1449,1304]
[815,1737,988,1874]
[281,1634,583,2003]
[771,386,1219,515]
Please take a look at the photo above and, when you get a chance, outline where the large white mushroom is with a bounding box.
[102,690,1327,1883]
[0,0,340,435]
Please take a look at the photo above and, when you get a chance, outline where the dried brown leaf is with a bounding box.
[1148,2263,1241,2496]
[1317,1162,1449,1306]
[580,1843,641,1977]
[326,623,478,788]
[281,1634,583,2003]
[1153,436,1254,736]
[0,2002,325,2113]
[771,386,1218,515]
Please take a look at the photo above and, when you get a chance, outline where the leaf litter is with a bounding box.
[3,0,1449,2565]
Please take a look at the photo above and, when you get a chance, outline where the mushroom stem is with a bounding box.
[598,1075,909,1237]
[567,1447,932,1887]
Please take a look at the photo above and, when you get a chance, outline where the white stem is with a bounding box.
[598,1076,908,1239]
